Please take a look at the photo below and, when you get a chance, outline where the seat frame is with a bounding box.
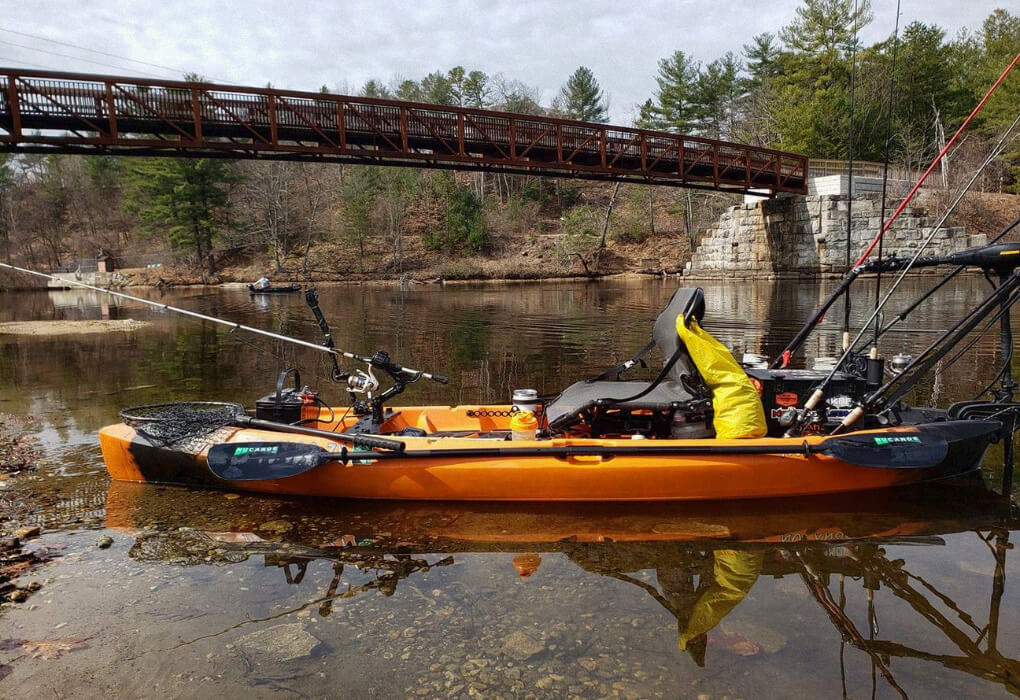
[543,288,713,437]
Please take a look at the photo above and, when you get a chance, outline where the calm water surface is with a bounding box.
[2,277,1019,698]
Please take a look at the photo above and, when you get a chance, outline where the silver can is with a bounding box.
[511,388,539,414]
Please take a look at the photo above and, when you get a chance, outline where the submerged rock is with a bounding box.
[258,520,293,535]
[501,630,545,661]
[96,535,114,549]
[720,620,788,654]
[237,623,321,661]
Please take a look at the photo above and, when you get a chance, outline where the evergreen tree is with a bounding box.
[767,0,873,156]
[395,79,423,103]
[462,70,491,108]
[123,158,238,275]
[692,53,741,138]
[973,10,1020,189]
[446,183,486,252]
[882,22,958,168]
[448,66,466,105]
[779,0,873,60]
[360,79,392,99]
[557,66,609,122]
[635,99,661,130]
[645,51,700,132]
[743,33,782,87]
[421,71,456,105]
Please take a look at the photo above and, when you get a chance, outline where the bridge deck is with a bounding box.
[1,69,807,195]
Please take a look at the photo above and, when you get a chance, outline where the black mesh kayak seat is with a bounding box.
[543,288,709,432]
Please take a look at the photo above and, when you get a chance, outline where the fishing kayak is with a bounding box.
[96,279,1018,502]
[98,406,1000,501]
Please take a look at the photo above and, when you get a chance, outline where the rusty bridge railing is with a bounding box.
[1,68,808,195]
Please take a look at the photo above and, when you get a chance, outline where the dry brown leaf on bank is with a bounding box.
[15,637,90,660]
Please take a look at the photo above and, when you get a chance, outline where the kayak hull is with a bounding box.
[98,406,999,502]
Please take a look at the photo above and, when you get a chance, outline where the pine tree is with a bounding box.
[360,79,392,99]
[743,33,781,88]
[123,158,238,276]
[692,53,741,138]
[395,79,423,103]
[462,71,491,108]
[421,71,456,105]
[646,51,700,132]
[779,0,873,60]
[448,66,466,105]
[557,66,609,122]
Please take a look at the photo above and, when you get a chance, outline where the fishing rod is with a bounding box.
[862,271,1020,416]
[0,261,449,384]
[775,51,1020,368]
[842,0,861,349]
[874,0,902,346]
[863,218,1020,348]
[822,111,1020,377]
[781,110,1020,434]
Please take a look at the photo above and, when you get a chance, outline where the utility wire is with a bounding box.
[0,38,171,79]
[0,26,215,80]
[0,54,64,72]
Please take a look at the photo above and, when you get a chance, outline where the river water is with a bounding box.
[2,277,1019,698]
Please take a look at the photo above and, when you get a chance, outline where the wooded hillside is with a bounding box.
[0,3,1016,283]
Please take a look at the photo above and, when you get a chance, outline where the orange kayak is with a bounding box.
[98,404,999,502]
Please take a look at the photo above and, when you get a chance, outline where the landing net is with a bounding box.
[119,402,246,447]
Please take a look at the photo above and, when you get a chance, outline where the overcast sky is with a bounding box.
[0,1,1009,123]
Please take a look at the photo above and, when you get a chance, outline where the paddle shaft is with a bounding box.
[339,441,829,461]
[232,415,406,452]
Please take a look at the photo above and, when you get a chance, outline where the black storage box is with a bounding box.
[746,368,868,436]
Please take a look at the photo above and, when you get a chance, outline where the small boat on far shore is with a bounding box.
[247,283,301,294]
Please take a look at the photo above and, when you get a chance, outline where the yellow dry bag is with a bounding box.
[676,318,767,439]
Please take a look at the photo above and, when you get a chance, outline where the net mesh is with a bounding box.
[119,402,246,447]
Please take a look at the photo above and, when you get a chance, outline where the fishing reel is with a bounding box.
[780,406,824,437]
[346,366,380,395]
[303,289,449,427]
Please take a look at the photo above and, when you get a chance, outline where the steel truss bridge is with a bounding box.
[1,68,808,195]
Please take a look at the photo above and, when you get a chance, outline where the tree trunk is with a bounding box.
[598,181,621,250]
[593,181,621,271]
[647,188,656,236]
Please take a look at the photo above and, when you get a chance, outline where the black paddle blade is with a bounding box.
[207,442,337,481]
[820,431,949,469]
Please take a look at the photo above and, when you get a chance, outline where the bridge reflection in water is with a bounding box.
[105,477,1019,696]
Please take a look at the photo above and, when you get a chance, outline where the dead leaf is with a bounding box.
[708,630,760,657]
[18,638,88,660]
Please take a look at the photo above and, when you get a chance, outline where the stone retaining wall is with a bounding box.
[687,194,984,278]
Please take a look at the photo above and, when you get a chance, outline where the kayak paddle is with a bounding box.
[206,425,969,482]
